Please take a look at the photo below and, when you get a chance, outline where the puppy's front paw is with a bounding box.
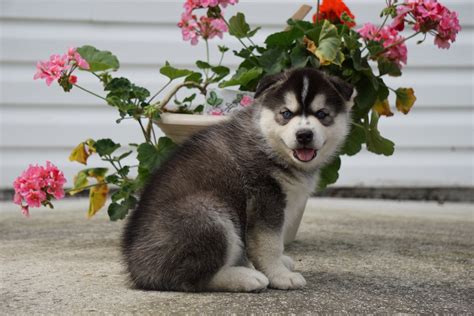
[280,255,295,271]
[269,271,306,290]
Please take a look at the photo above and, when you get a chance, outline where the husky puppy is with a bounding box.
[122,68,355,292]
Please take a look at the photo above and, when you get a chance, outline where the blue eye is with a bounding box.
[315,110,328,120]
[282,110,293,119]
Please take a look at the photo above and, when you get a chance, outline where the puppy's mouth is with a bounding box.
[292,148,317,162]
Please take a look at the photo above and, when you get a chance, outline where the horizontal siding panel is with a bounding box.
[2,0,472,27]
[2,22,473,68]
[1,148,472,188]
[338,149,474,187]
[1,107,473,148]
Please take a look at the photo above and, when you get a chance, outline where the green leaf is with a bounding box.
[137,137,176,173]
[353,77,378,119]
[118,166,130,177]
[157,137,176,155]
[247,27,262,38]
[219,67,263,88]
[185,72,203,84]
[318,157,341,190]
[196,60,211,69]
[137,143,159,172]
[367,40,385,57]
[105,174,120,184]
[341,124,366,156]
[228,13,250,39]
[378,58,402,77]
[94,139,120,156]
[76,45,120,72]
[116,150,133,161]
[343,32,361,51]
[69,167,108,196]
[211,66,230,76]
[160,62,193,80]
[105,77,132,100]
[218,45,229,53]
[314,21,343,66]
[287,19,315,32]
[70,170,89,195]
[211,66,230,82]
[265,27,304,48]
[366,112,395,156]
[290,45,311,68]
[260,48,289,74]
[108,196,137,221]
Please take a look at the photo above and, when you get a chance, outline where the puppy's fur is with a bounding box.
[122,68,355,292]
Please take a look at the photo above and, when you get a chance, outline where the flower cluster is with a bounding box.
[391,0,461,49]
[184,0,238,14]
[358,23,408,69]
[178,14,228,45]
[178,0,238,45]
[313,0,356,28]
[13,162,67,217]
[34,47,89,86]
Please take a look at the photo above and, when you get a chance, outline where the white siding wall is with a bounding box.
[1,0,473,188]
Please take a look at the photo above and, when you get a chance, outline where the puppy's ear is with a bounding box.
[255,72,287,99]
[328,75,357,108]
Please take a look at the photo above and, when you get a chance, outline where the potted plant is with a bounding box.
[14,0,460,242]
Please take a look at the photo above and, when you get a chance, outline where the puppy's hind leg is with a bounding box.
[206,217,269,292]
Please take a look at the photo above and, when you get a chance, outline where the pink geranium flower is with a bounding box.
[184,0,238,14]
[210,109,224,116]
[34,47,89,86]
[240,95,254,107]
[179,0,237,44]
[178,14,228,45]
[358,23,408,69]
[390,0,461,49]
[13,162,67,217]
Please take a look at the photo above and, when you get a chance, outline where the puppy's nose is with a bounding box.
[296,130,313,145]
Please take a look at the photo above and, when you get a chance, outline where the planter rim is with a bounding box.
[157,113,229,126]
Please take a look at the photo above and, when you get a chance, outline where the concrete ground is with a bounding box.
[1,198,472,314]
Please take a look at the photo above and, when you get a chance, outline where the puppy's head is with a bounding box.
[255,68,356,171]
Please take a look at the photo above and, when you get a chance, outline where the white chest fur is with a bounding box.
[275,173,317,245]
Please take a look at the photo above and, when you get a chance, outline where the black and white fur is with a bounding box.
[122,68,355,292]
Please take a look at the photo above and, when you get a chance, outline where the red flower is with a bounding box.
[313,0,356,28]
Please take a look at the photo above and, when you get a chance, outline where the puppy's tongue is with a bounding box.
[294,148,316,162]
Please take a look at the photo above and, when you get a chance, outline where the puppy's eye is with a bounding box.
[281,110,293,120]
[315,110,329,120]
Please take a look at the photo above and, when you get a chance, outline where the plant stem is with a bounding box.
[205,39,210,80]
[152,81,206,110]
[376,14,390,34]
[351,121,365,129]
[67,182,108,194]
[315,0,320,24]
[137,118,150,143]
[145,119,154,144]
[150,124,158,144]
[149,79,172,104]
[73,84,107,101]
